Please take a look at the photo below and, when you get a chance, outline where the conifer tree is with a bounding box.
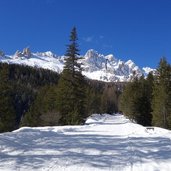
[21,85,61,127]
[57,27,85,125]
[119,75,153,126]
[119,78,139,121]
[152,57,171,128]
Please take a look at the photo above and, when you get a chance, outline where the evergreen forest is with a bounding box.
[120,57,171,129]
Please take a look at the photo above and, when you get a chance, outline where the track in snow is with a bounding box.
[0,114,171,171]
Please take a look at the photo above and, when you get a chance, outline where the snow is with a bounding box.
[143,67,156,75]
[0,49,155,82]
[0,114,171,171]
[1,53,64,73]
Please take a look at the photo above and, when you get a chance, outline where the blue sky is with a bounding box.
[0,0,171,68]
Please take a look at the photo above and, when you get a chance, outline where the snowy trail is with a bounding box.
[0,114,171,171]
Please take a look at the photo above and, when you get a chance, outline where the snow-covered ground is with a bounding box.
[0,114,171,171]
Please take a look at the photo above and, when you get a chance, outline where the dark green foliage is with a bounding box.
[119,79,139,121]
[21,85,61,126]
[85,87,101,115]
[101,84,120,114]
[152,57,171,128]
[120,57,171,128]
[22,76,122,127]
[8,64,59,88]
[0,65,16,132]
[0,63,59,132]
[56,27,86,125]
[0,62,124,130]
[85,80,104,115]
[85,80,122,115]
[8,64,59,127]
[11,84,35,126]
[119,75,153,126]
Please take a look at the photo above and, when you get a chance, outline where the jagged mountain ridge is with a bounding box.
[0,48,154,82]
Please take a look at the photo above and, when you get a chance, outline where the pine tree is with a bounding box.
[135,75,153,126]
[152,57,171,128]
[119,78,139,121]
[57,27,86,125]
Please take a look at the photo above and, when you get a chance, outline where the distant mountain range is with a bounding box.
[0,48,155,82]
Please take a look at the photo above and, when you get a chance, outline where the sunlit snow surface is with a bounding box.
[0,114,171,171]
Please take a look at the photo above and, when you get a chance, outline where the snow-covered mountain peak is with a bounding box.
[84,49,100,59]
[80,49,149,82]
[125,60,136,68]
[143,67,156,75]
[13,47,32,59]
[35,51,57,58]
[0,48,155,82]
[105,54,116,62]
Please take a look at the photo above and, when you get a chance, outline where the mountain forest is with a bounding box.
[0,27,171,133]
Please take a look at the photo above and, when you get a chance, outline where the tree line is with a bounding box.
[0,64,121,132]
[0,63,59,132]
[119,57,171,129]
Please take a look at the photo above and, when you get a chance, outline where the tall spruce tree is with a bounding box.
[57,27,85,125]
[152,57,171,128]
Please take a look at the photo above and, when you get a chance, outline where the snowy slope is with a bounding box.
[0,48,155,82]
[0,114,171,171]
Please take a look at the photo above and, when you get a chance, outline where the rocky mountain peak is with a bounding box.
[36,51,56,58]
[14,47,32,58]
[84,49,100,59]
[22,47,32,58]
[0,48,155,82]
